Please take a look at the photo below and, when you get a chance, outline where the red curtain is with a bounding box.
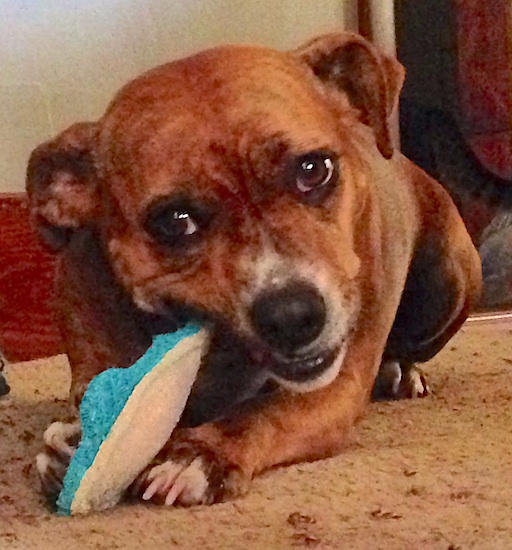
[456,0,512,178]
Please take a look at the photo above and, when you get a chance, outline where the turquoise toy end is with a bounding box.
[57,325,202,516]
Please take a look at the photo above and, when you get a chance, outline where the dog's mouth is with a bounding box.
[156,298,346,388]
[270,348,340,382]
[250,344,344,385]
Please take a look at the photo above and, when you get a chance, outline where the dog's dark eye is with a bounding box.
[144,198,213,248]
[292,151,339,206]
[295,152,337,195]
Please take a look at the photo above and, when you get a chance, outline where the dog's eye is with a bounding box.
[144,199,213,248]
[295,152,337,195]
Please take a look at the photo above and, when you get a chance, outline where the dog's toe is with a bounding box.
[399,365,430,398]
[139,457,210,506]
[36,452,68,501]
[132,435,250,507]
[37,421,81,503]
[42,421,81,460]
[135,455,225,506]
[373,361,429,400]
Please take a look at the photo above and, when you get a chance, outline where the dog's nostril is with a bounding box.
[250,282,326,353]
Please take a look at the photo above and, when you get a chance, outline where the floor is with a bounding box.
[1,321,511,550]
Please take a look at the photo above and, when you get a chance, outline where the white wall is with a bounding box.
[1,0,357,192]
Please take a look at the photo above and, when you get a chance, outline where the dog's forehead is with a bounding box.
[98,45,343,210]
[101,45,336,147]
[106,45,315,114]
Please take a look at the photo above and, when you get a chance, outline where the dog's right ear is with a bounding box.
[293,33,404,159]
[26,122,99,251]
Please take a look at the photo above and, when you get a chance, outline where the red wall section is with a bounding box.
[0,194,63,362]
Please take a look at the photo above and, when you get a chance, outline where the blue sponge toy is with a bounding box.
[56,324,208,515]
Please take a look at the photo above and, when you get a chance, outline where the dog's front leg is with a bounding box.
[37,232,156,504]
[132,332,384,506]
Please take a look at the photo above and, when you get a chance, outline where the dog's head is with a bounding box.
[27,33,404,392]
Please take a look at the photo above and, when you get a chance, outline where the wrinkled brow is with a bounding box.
[208,131,295,183]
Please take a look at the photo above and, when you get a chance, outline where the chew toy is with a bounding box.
[57,324,208,516]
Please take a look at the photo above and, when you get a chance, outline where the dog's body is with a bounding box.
[28,33,482,506]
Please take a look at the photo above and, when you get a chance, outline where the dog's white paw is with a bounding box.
[36,421,81,503]
[137,457,210,506]
[42,421,81,460]
[131,431,250,507]
[373,361,429,400]
[401,366,430,398]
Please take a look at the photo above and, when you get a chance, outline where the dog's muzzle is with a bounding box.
[250,281,335,382]
[250,281,326,353]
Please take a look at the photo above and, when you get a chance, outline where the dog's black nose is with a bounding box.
[250,282,326,353]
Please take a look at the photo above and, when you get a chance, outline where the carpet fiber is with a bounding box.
[1,324,511,550]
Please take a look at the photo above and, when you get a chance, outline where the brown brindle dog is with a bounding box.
[27,33,482,507]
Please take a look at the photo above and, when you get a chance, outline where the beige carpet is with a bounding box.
[1,324,511,550]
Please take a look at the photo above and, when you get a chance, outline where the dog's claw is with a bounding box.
[132,433,250,507]
[165,471,192,506]
[142,463,180,501]
[138,456,210,506]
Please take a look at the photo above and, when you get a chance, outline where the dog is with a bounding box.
[27,33,482,507]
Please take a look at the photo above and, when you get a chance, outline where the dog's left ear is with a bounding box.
[26,122,99,251]
[293,33,405,159]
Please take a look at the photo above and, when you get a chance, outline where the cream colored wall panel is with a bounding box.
[1,0,353,191]
[0,84,52,192]
[2,2,154,97]
[143,0,346,61]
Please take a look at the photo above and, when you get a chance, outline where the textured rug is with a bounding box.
[1,324,511,550]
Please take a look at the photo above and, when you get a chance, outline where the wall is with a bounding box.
[1,0,357,192]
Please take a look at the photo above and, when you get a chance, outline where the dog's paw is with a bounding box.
[36,421,81,504]
[131,435,250,507]
[373,361,429,401]
[398,364,430,398]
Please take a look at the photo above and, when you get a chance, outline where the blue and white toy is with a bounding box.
[57,324,208,516]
